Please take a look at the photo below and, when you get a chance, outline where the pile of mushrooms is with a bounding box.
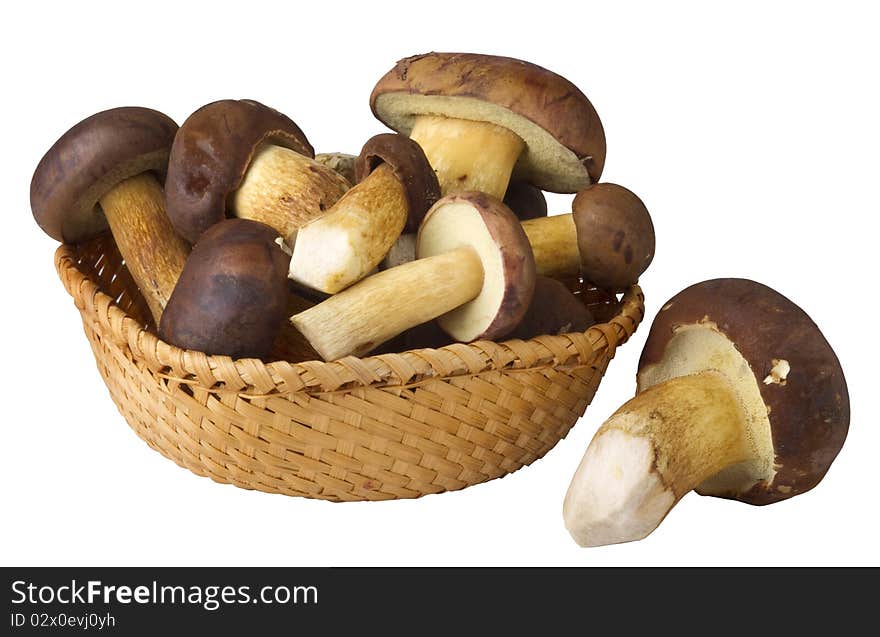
[32,52,656,363]
[32,52,845,544]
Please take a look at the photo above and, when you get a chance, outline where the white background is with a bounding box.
[2,1,877,566]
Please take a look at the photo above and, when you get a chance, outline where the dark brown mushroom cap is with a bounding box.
[503,181,547,220]
[506,275,594,340]
[354,133,440,232]
[31,106,178,243]
[573,183,655,291]
[638,278,850,505]
[370,52,606,191]
[158,218,290,360]
[164,99,314,244]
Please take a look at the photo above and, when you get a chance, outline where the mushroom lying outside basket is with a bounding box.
[54,232,643,501]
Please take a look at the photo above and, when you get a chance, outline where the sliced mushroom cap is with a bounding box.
[417,192,535,342]
[638,278,849,504]
[31,106,178,242]
[573,183,655,291]
[371,52,606,192]
[164,99,315,243]
[354,132,440,232]
[158,218,290,360]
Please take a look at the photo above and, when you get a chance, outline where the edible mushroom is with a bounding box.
[164,99,349,244]
[371,52,605,198]
[506,275,595,340]
[30,106,189,324]
[563,278,850,547]
[158,218,291,359]
[522,183,654,290]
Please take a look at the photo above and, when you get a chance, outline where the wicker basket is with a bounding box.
[54,232,645,502]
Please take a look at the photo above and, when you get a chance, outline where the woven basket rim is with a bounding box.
[54,242,645,397]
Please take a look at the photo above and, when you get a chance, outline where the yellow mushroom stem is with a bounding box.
[382,213,582,278]
[520,214,580,278]
[291,246,483,361]
[563,371,755,547]
[231,144,350,241]
[288,163,408,294]
[98,172,190,324]
[409,115,524,198]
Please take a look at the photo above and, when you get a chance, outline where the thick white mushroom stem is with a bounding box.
[290,247,483,361]
[98,173,190,324]
[409,115,524,198]
[288,163,408,294]
[521,214,580,277]
[563,372,754,548]
[231,144,350,241]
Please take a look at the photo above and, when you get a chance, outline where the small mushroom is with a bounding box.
[314,152,357,185]
[506,276,595,340]
[563,279,850,547]
[503,181,547,221]
[380,182,653,291]
[164,99,349,244]
[290,192,535,361]
[30,107,190,324]
[521,183,655,290]
[371,52,605,198]
[158,218,290,360]
[287,134,440,294]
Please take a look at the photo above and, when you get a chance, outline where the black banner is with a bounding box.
[2,567,874,632]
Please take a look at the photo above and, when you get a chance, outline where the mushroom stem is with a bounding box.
[98,172,189,324]
[290,246,484,361]
[563,372,754,547]
[521,214,580,278]
[409,115,524,198]
[231,144,350,241]
[288,163,408,293]
[383,214,582,277]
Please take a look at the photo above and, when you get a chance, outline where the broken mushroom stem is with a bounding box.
[563,371,754,548]
[287,134,439,294]
[98,173,190,322]
[288,163,407,293]
[409,114,524,198]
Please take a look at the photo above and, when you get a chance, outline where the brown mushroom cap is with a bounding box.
[507,275,595,340]
[417,192,535,342]
[164,99,314,244]
[370,52,606,192]
[354,133,441,232]
[503,181,547,221]
[31,106,178,243]
[158,218,290,359]
[573,183,655,291]
[637,278,849,505]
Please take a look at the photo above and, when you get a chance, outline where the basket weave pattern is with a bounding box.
[55,233,644,502]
